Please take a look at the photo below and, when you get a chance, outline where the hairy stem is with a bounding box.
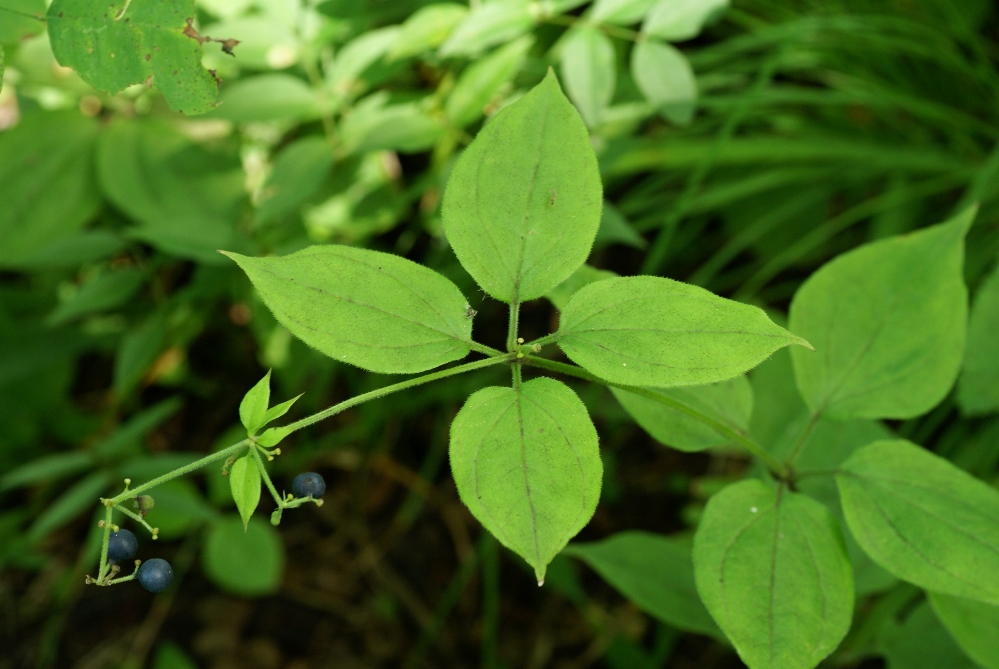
[251,445,285,509]
[107,441,250,505]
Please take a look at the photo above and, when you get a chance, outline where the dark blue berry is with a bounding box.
[137,558,173,593]
[292,472,326,498]
[107,529,138,563]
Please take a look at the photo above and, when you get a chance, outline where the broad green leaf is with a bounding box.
[0,0,44,42]
[546,265,617,311]
[0,452,94,491]
[229,454,261,530]
[929,592,999,669]
[240,371,271,435]
[837,439,999,605]
[564,532,720,637]
[328,27,398,98]
[557,275,810,387]
[213,73,321,122]
[47,268,147,326]
[694,480,853,669]
[612,376,752,452]
[879,602,977,669]
[47,0,220,115]
[790,208,972,420]
[28,472,111,542]
[438,1,534,58]
[591,0,657,25]
[97,119,245,264]
[595,202,647,250]
[340,95,446,154]
[631,39,696,125]
[958,262,999,415]
[203,515,284,595]
[442,71,602,303]
[0,112,100,268]
[224,245,473,374]
[256,136,334,226]
[450,377,602,584]
[389,3,467,60]
[444,35,533,127]
[560,25,616,128]
[642,0,729,42]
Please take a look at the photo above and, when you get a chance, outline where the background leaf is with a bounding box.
[560,25,616,128]
[929,592,999,669]
[203,516,284,595]
[958,261,999,415]
[450,377,602,584]
[631,40,696,125]
[590,0,657,25]
[444,35,533,127]
[442,70,602,303]
[642,0,729,42]
[438,1,534,57]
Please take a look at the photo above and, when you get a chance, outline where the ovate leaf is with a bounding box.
[229,454,261,530]
[445,35,533,127]
[564,532,720,637]
[612,376,752,452]
[224,245,473,374]
[557,275,810,387]
[929,592,999,669]
[47,0,221,115]
[203,516,284,595]
[631,39,696,125]
[642,0,729,42]
[837,440,999,605]
[958,262,999,415]
[442,70,602,303]
[790,208,972,420]
[560,25,616,128]
[239,371,271,435]
[693,480,854,669]
[450,377,602,584]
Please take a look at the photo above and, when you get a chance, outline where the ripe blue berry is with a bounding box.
[107,529,138,563]
[137,558,173,593]
[292,472,326,499]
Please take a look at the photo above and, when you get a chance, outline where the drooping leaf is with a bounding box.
[450,377,602,584]
[203,516,284,595]
[837,439,999,605]
[631,39,697,125]
[557,275,810,387]
[256,136,334,226]
[47,0,221,115]
[229,454,261,530]
[546,265,618,311]
[224,245,473,374]
[438,1,534,58]
[958,262,999,415]
[693,480,854,669]
[389,3,467,60]
[445,35,533,127]
[612,376,752,452]
[929,592,999,669]
[560,25,616,128]
[790,208,972,420]
[591,0,657,25]
[0,112,100,268]
[442,70,603,303]
[0,0,45,42]
[239,371,271,435]
[564,532,720,637]
[642,0,729,42]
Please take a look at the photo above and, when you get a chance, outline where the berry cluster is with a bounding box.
[105,528,173,593]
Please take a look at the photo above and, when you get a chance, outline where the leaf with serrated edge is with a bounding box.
[229,454,261,530]
[450,378,602,584]
[694,480,853,669]
[442,70,602,303]
[223,245,473,374]
[557,275,810,387]
[240,370,270,435]
[837,439,999,605]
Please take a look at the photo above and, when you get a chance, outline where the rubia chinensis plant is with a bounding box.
[78,70,998,669]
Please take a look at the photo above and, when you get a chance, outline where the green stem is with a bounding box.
[469,341,506,357]
[523,356,790,479]
[281,354,516,434]
[97,505,112,582]
[526,332,559,349]
[783,408,823,467]
[112,504,156,536]
[251,445,285,509]
[506,303,520,353]
[107,441,249,505]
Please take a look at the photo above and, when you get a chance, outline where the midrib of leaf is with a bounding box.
[279,312,465,352]
[576,338,761,371]
[515,388,542,565]
[717,496,772,637]
[767,485,785,667]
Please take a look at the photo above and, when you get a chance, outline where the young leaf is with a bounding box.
[790,208,973,420]
[564,532,720,637]
[556,275,810,387]
[47,0,221,115]
[240,371,271,435]
[260,394,302,427]
[611,376,752,452]
[591,0,657,25]
[958,262,999,415]
[560,25,616,128]
[450,377,602,584]
[642,0,729,42]
[442,70,603,304]
[693,480,854,669]
[929,592,999,669]
[444,35,533,127]
[223,245,474,374]
[229,454,261,530]
[837,440,999,605]
[631,40,697,125]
